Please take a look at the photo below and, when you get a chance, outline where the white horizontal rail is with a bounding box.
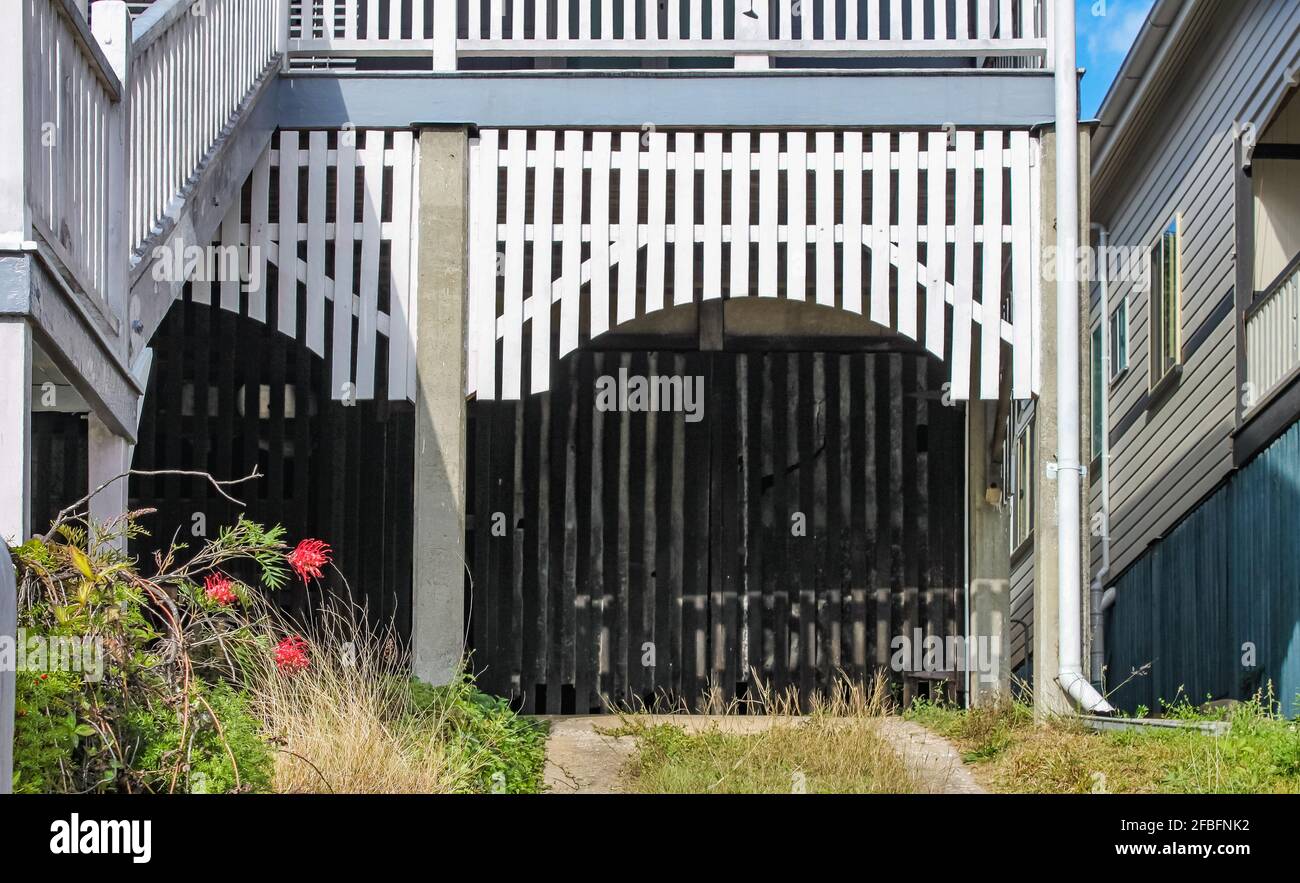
[23,0,120,307]
[128,0,283,257]
[1246,259,1300,411]
[287,0,1047,67]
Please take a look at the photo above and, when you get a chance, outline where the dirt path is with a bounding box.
[537,714,984,794]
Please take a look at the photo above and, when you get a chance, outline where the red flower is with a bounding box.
[287,538,331,584]
[203,572,239,606]
[274,636,311,674]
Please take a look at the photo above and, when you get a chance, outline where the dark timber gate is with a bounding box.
[467,349,965,713]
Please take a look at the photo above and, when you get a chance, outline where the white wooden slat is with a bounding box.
[220,202,242,313]
[976,0,991,38]
[710,0,723,39]
[924,131,948,358]
[530,130,557,393]
[277,131,300,338]
[955,0,969,38]
[512,0,526,39]
[673,132,695,305]
[247,146,272,322]
[617,131,641,322]
[412,0,425,39]
[559,130,584,357]
[889,0,902,40]
[469,0,482,39]
[911,0,924,39]
[703,132,723,300]
[867,0,881,40]
[366,0,380,39]
[645,131,668,313]
[305,131,329,355]
[590,131,614,336]
[623,0,636,39]
[669,0,681,39]
[999,0,1014,37]
[842,131,864,314]
[729,132,752,299]
[648,0,662,39]
[331,129,358,400]
[536,0,550,40]
[779,0,792,40]
[355,130,385,400]
[786,131,807,302]
[825,0,838,40]
[501,129,528,400]
[758,131,779,297]
[951,130,976,400]
[869,132,891,325]
[600,0,614,39]
[1009,129,1032,399]
[490,0,504,39]
[979,130,1004,399]
[387,131,415,400]
[896,131,919,340]
[814,131,835,307]
[935,0,950,40]
[344,0,358,40]
[845,0,858,40]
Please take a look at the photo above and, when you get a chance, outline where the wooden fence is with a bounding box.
[469,348,964,712]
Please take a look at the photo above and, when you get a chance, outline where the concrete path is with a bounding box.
[537,714,984,794]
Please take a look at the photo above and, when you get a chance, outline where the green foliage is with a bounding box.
[9,512,289,793]
[409,677,548,794]
[11,671,82,794]
[124,682,273,794]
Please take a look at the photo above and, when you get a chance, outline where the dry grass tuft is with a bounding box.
[241,602,541,794]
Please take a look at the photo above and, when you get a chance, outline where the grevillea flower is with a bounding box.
[275,636,310,674]
[287,538,331,584]
[203,572,239,606]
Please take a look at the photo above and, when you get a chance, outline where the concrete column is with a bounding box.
[88,414,132,552]
[1033,126,1093,718]
[968,400,1011,706]
[0,319,32,546]
[411,127,470,686]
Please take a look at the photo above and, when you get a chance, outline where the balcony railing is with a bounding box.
[22,0,121,309]
[287,0,1050,69]
[1245,253,1300,412]
[128,0,284,258]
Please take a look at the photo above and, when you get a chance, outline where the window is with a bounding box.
[1091,323,1104,462]
[1149,215,1182,387]
[1109,296,1129,379]
[1009,405,1035,555]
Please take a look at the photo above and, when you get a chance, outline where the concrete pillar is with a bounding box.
[968,400,1012,706]
[1033,126,1093,718]
[88,414,132,552]
[0,319,32,546]
[1,534,15,794]
[411,127,470,686]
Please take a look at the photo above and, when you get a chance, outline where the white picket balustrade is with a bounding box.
[468,127,1040,403]
[287,0,1047,67]
[128,0,283,258]
[181,129,421,402]
[23,0,120,307]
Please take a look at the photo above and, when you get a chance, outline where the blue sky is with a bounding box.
[1077,0,1156,118]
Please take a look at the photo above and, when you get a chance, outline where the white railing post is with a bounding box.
[0,9,28,249]
[91,1,132,355]
[434,0,457,70]
[734,0,770,70]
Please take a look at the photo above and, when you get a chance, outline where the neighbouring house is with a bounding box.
[1008,0,1300,717]
[4,0,1107,718]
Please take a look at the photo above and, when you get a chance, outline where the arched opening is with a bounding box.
[466,298,967,713]
[130,292,416,632]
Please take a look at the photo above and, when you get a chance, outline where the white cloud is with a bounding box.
[1083,0,1155,59]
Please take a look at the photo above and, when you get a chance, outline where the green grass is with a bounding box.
[617,718,917,794]
[906,693,1300,794]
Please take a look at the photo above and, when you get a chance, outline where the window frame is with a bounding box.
[1109,295,1129,382]
[1148,214,1184,391]
[1009,404,1035,559]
